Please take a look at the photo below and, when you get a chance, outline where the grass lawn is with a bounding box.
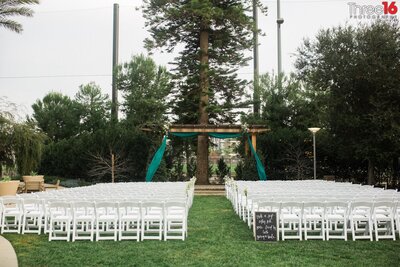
[3,196,400,267]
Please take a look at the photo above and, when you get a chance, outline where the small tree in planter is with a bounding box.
[0,176,20,196]
[216,157,230,184]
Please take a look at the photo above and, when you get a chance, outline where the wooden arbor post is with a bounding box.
[169,125,268,185]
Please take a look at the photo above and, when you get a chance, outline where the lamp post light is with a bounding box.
[308,127,321,180]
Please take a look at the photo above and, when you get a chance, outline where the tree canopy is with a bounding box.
[296,21,400,184]
[0,0,39,33]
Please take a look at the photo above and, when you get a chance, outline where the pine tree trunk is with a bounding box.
[196,29,209,185]
[367,158,375,185]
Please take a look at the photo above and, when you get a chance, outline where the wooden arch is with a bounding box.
[169,124,269,184]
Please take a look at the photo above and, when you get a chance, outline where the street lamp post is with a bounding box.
[308,128,321,180]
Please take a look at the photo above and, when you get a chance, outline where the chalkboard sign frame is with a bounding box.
[253,211,278,242]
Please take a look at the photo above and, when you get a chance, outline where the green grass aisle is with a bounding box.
[3,196,400,266]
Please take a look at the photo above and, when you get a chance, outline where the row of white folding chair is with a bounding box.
[1,198,188,241]
[254,201,399,241]
[255,201,347,241]
[46,200,187,242]
[0,197,45,235]
[243,194,399,226]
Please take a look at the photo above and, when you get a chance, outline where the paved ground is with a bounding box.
[0,235,18,267]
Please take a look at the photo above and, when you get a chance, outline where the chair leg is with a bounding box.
[369,219,373,241]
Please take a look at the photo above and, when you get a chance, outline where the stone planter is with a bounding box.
[22,175,45,192]
[0,180,20,196]
[22,175,44,182]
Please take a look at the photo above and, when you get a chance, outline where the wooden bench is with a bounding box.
[22,176,45,193]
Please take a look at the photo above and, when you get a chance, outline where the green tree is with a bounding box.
[0,0,39,33]
[75,82,110,133]
[216,157,229,182]
[0,98,45,176]
[32,92,81,141]
[117,54,171,128]
[0,112,15,175]
[13,121,46,175]
[143,0,261,184]
[242,73,318,180]
[296,22,400,185]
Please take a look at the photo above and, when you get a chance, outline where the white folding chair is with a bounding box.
[141,201,164,241]
[248,197,274,228]
[302,202,325,240]
[395,201,400,238]
[43,198,63,234]
[22,199,44,234]
[349,201,373,241]
[325,201,348,241]
[48,202,72,241]
[72,201,96,241]
[95,202,118,241]
[1,197,23,234]
[373,201,396,241]
[164,201,187,241]
[118,201,141,241]
[280,202,303,240]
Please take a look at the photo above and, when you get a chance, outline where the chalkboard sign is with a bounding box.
[254,212,278,242]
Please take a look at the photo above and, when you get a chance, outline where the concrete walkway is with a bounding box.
[0,235,18,267]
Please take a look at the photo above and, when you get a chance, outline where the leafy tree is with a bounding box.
[0,112,14,175]
[216,157,229,181]
[143,0,261,184]
[117,54,171,128]
[242,73,317,180]
[0,98,45,176]
[296,21,400,185]
[32,92,81,141]
[12,121,46,175]
[75,82,110,133]
[235,156,258,181]
[0,0,39,33]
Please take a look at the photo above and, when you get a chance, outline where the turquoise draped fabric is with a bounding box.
[145,132,268,182]
[170,132,199,138]
[208,133,242,139]
[145,135,168,182]
[247,136,267,181]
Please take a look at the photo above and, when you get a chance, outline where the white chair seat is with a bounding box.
[281,214,299,220]
[121,214,140,220]
[304,214,322,220]
[326,214,343,220]
[98,215,117,221]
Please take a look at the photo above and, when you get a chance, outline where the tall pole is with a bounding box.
[312,133,316,180]
[277,0,284,77]
[253,0,260,115]
[111,3,119,122]
[308,128,320,180]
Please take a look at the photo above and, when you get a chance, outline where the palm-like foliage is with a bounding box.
[0,0,39,33]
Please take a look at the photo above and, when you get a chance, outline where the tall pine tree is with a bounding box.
[143,0,261,184]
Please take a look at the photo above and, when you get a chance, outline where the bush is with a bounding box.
[216,157,229,182]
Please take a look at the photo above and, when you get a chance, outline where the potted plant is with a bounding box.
[0,176,20,196]
[22,171,44,192]
[22,171,44,180]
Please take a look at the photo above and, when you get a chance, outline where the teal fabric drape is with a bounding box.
[145,132,268,182]
[145,135,168,182]
[247,136,267,181]
[208,133,242,139]
[170,132,199,138]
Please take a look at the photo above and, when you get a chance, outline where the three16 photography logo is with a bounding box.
[348,1,399,21]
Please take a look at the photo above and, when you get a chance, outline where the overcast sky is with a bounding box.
[0,0,393,117]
